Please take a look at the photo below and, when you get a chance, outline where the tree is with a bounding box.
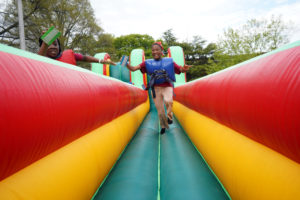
[191,36,206,52]
[218,15,293,55]
[162,29,177,47]
[175,36,218,81]
[206,50,260,75]
[0,0,102,54]
[113,34,154,58]
[218,28,243,55]
[206,15,294,77]
[0,0,45,48]
[95,33,116,59]
[188,36,208,64]
[265,15,291,50]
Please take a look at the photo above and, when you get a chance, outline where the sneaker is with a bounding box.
[160,128,166,134]
[167,118,173,124]
[159,114,169,129]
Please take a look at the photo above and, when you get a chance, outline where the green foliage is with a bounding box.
[186,64,208,81]
[162,29,177,47]
[218,15,292,55]
[1,0,102,54]
[113,34,154,58]
[207,51,260,74]
[95,33,117,59]
[207,15,293,80]
[1,3,294,77]
[172,34,218,80]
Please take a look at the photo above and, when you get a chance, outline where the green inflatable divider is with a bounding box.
[109,63,131,83]
[120,63,131,83]
[91,53,107,75]
[92,110,159,200]
[160,117,231,200]
[109,63,121,80]
[168,46,186,87]
[130,49,145,88]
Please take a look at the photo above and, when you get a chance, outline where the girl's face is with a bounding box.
[47,40,59,58]
[152,45,162,60]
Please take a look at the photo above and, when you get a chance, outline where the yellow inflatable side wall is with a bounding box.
[174,101,300,200]
[0,100,149,200]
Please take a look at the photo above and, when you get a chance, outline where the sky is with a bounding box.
[90,0,300,44]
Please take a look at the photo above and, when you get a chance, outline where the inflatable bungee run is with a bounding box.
[0,41,300,200]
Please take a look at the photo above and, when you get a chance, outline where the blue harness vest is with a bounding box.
[144,58,176,98]
[145,58,176,84]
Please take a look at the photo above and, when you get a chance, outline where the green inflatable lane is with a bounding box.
[92,111,230,199]
[160,117,230,200]
[92,87,229,199]
[93,109,160,200]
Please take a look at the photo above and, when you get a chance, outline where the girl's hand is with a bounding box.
[99,59,116,66]
[182,64,192,72]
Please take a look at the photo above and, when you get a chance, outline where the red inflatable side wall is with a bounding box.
[175,46,300,163]
[0,51,147,180]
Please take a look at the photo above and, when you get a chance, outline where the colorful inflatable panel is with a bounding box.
[0,44,148,199]
[174,41,300,200]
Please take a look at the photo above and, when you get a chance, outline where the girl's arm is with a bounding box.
[180,64,192,73]
[126,63,142,71]
[81,55,116,65]
[82,55,99,63]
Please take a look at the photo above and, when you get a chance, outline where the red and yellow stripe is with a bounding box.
[175,45,300,163]
[174,43,300,199]
[0,100,149,199]
[0,50,147,181]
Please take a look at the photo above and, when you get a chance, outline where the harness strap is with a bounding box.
[144,69,174,98]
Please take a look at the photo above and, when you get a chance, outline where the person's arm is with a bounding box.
[99,59,116,65]
[180,64,192,73]
[174,62,192,73]
[82,55,99,63]
[126,63,142,72]
[37,41,48,56]
[77,54,116,65]
[82,55,109,64]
